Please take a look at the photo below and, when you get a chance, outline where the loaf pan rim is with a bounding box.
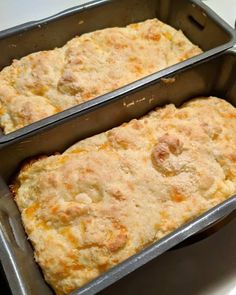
[0,0,235,143]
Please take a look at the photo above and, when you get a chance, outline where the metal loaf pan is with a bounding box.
[1,48,236,295]
[0,0,235,143]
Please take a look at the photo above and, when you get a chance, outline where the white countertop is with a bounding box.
[0,0,235,30]
[202,0,236,28]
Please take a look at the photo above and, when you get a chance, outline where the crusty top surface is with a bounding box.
[14,97,236,294]
[0,19,201,133]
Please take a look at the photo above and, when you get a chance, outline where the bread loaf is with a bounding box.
[0,19,201,133]
[13,97,236,294]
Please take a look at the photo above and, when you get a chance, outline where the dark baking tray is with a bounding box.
[1,48,236,295]
[0,0,235,143]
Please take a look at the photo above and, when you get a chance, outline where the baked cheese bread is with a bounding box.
[13,97,236,294]
[0,19,202,134]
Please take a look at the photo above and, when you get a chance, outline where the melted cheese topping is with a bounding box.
[14,97,236,294]
[0,19,202,133]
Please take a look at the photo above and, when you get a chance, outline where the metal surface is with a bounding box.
[0,48,236,294]
[0,0,235,143]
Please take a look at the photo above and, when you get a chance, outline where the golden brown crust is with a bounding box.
[0,19,202,134]
[10,155,48,198]
[13,97,236,294]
